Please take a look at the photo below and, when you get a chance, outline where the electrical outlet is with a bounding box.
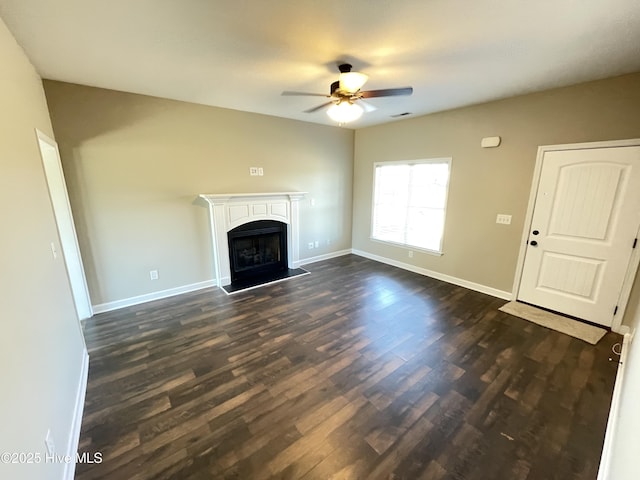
[408,250,414,258]
[249,167,259,176]
[45,429,55,456]
[496,214,512,225]
[308,242,314,250]
[149,270,159,280]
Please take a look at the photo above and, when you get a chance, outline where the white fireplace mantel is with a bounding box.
[199,192,306,287]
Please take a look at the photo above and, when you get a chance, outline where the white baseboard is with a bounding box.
[614,325,631,336]
[91,250,353,314]
[92,280,216,314]
[297,249,353,267]
[92,248,510,314]
[351,249,512,300]
[597,332,631,480]
[63,347,89,480]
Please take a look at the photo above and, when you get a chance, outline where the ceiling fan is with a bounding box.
[282,63,413,124]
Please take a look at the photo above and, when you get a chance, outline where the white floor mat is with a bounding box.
[499,301,607,345]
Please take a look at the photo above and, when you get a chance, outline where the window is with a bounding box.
[371,159,451,254]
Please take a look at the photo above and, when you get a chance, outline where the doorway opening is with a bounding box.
[36,129,92,321]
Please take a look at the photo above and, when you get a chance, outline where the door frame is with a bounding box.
[511,138,640,334]
[36,129,93,321]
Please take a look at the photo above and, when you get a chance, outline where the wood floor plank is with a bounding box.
[75,254,620,480]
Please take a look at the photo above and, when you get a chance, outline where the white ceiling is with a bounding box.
[1,0,639,128]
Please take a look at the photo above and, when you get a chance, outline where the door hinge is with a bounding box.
[633,238,638,249]
[614,305,618,315]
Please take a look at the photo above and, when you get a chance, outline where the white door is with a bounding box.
[518,145,640,327]
[36,130,93,320]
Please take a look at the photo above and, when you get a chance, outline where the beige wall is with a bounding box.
[0,18,86,480]
[353,72,640,324]
[43,81,354,307]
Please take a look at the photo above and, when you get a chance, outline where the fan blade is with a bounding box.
[282,91,329,97]
[361,87,413,98]
[304,101,334,113]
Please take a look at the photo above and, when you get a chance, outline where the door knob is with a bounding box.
[530,240,538,246]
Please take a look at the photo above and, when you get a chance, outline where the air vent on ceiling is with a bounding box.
[390,112,412,118]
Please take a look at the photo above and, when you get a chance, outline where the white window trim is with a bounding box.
[369,157,452,256]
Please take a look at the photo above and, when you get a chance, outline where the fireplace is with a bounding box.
[228,220,287,283]
[199,192,308,294]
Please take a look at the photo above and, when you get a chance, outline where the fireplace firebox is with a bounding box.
[227,220,287,283]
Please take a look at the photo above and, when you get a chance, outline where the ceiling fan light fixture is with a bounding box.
[327,101,364,123]
[339,71,368,93]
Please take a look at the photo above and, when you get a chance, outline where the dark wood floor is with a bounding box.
[76,255,620,480]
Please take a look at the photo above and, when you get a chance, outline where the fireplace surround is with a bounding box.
[199,192,306,291]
